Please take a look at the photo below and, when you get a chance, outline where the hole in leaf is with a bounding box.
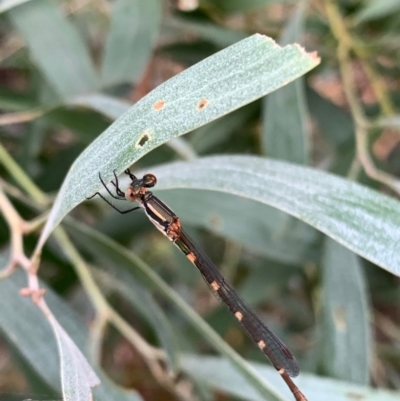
[136,132,150,148]
[197,98,208,110]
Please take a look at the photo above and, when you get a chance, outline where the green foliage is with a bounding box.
[0,1,399,401]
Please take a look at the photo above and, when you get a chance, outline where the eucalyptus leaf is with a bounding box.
[306,88,354,148]
[320,238,371,385]
[181,355,400,401]
[47,316,100,401]
[73,93,131,120]
[72,94,196,160]
[0,269,143,401]
[7,0,97,100]
[354,0,400,23]
[261,1,312,251]
[262,0,309,164]
[165,16,248,48]
[101,0,161,86]
[0,0,31,13]
[158,189,316,265]
[38,34,320,246]
[139,155,400,277]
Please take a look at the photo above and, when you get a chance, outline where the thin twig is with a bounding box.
[0,143,49,206]
[0,187,25,277]
[0,108,48,126]
[0,145,178,392]
[324,0,400,194]
[52,227,191,399]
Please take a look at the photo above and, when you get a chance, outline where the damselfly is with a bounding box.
[88,169,306,401]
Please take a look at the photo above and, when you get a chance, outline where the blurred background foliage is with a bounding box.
[0,0,400,400]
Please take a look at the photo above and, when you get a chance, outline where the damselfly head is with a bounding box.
[142,174,157,188]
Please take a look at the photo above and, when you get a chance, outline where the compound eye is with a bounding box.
[143,174,157,188]
[125,187,136,202]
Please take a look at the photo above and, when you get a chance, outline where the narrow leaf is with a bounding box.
[47,315,100,401]
[73,93,131,120]
[159,189,316,265]
[307,88,354,147]
[0,268,142,401]
[354,0,400,23]
[262,0,309,164]
[261,1,312,250]
[101,0,161,86]
[320,238,371,384]
[166,16,247,48]
[7,0,97,100]
[38,34,320,245]
[181,355,399,401]
[141,155,400,277]
[0,0,31,13]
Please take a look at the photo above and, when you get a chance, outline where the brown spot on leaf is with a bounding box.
[154,100,165,111]
[346,392,366,400]
[197,98,208,110]
[333,306,347,332]
[207,213,222,231]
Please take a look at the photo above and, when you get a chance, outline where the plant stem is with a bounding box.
[0,142,48,206]
[324,0,400,193]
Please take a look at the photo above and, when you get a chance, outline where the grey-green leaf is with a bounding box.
[158,189,316,265]
[354,0,400,23]
[141,155,400,277]
[101,0,161,87]
[0,0,31,13]
[73,93,131,120]
[7,0,97,100]
[181,354,399,401]
[261,1,312,252]
[48,316,100,401]
[38,34,320,246]
[165,16,247,48]
[262,0,309,164]
[0,268,142,401]
[320,238,371,385]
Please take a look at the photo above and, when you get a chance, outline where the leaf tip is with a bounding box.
[293,43,321,64]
